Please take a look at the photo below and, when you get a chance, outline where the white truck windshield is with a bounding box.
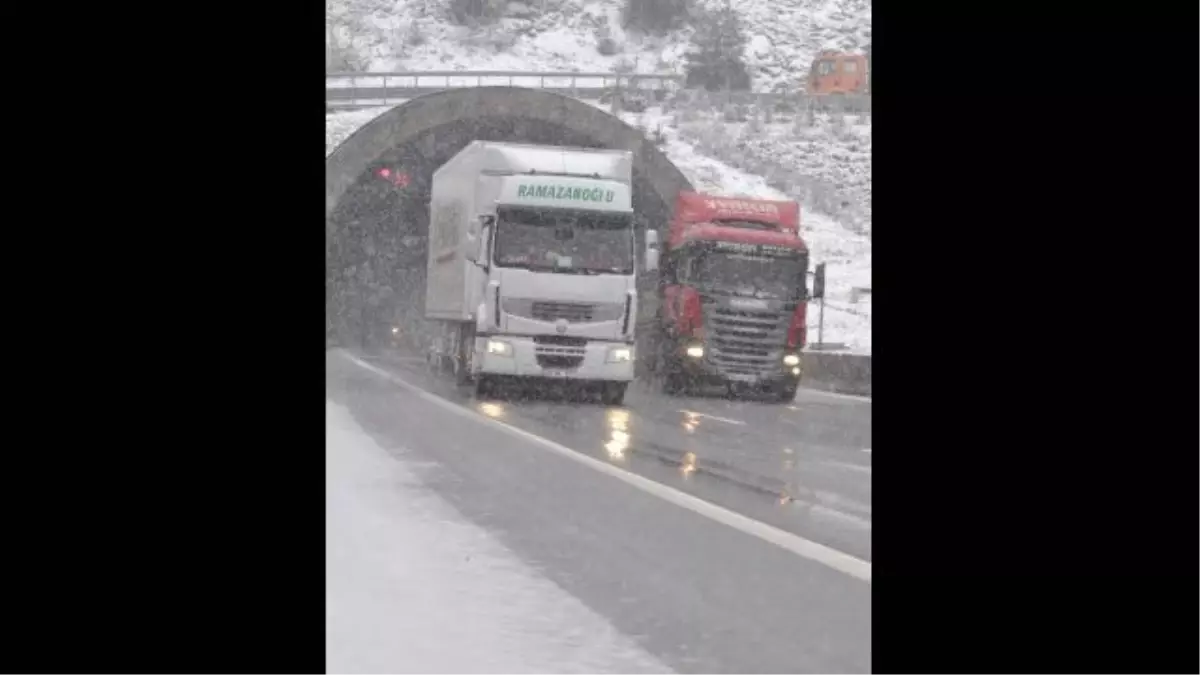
[494,207,634,275]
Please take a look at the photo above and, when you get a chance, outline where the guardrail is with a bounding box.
[325,70,871,113]
[326,70,684,107]
[803,351,871,397]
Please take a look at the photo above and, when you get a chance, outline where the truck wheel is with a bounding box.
[662,372,687,397]
[454,326,475,387]
[454,350,474,387]
[474,375,492,399]
[771,381,800,403]
[601,382,628,406]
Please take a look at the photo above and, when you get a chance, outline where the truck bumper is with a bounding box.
[669,343,802,389]
[474,336,635,383]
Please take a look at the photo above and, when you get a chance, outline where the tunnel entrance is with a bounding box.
[326,87,693,351]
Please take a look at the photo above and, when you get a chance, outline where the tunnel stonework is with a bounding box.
[325,87,692,219]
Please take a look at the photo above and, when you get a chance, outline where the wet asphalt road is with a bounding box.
[327,348,871,673]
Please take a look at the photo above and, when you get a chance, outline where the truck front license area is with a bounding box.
[673,339,803,385]
[475,335,635,382]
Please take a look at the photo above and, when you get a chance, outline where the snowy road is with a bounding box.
[327,348,871,673]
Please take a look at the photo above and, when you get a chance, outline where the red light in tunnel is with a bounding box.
[377,168,410,187]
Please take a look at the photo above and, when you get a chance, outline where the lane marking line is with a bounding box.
[794,388,872,403]
[819,459,872,475]
[342,352,871,584]
[677,409,746,426]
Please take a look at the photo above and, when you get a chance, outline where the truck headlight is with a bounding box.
[783,353,801,367]
[486,339,513,357]
[685,344,704,359]
[607,346,633,363]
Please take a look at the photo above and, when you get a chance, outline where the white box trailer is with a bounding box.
[424,141,657,405]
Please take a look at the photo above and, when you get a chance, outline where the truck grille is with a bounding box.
[503,299,624,323]
[534,336,586,370]
[536,354,585,369]
[704,299,793,377]
[534,335,587,347]
[531,301,594,322]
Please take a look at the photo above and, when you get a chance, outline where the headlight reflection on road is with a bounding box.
[681,411,700,434]
[681,451,698,478]
[605,409,630,461]
[477,402,506,419]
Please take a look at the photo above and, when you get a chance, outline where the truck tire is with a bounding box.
[454,324,475,387]
[771,381,800,403]
[600,382,628,406]
[474,375,492,399]
[662,372,687,397]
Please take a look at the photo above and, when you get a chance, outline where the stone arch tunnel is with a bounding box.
[325,86,694,349]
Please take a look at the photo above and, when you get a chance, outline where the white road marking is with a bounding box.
[820,459,872,475]
[677,409,746,426]
[342,352,872,584]
[382,355,428,364]
[794,387,872,403]
[862,447,871,453]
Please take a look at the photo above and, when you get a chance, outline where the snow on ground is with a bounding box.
[672,109,872,239]
[326,398,671,674]
[328,0,869,93]
[326,106,393,154]
[700,0,871,93]
[327,106,871,353]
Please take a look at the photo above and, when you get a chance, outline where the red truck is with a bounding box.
[643,191,817,402]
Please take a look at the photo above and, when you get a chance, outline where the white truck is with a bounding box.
[425,141,659,405]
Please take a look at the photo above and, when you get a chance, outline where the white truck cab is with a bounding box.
[425,141,658,405]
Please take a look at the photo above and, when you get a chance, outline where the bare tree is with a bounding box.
[622,0,692,33]
[684,4,751,91]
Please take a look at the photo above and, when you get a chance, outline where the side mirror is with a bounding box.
[811,261,826,299]
[643,229,660,271]
[644,249,659,273]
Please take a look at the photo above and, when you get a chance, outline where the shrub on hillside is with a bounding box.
[326,35,367,72]
[595,22,620,56]
[447,0,500,25]
[622,0,691,33]
[683,5,751,91]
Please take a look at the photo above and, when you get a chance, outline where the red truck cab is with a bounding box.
[652,191,810,402]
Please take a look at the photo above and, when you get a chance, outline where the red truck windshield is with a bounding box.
[683,248,806,300]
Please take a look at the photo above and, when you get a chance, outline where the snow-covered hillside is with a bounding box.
[672,108,871,238]
[327,0,870,93]
[327,106,871,353]
[327,0,873,235]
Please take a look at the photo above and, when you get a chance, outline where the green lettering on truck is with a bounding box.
[515,183,618,203]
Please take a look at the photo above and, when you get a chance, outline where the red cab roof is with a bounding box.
[668,191,806,250]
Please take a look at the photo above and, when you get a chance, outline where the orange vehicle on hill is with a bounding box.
[806,50,869,95]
